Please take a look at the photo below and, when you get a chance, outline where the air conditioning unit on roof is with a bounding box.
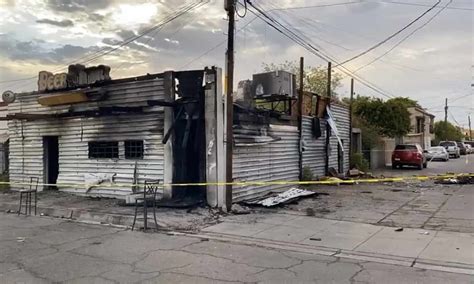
[251,70,296,100]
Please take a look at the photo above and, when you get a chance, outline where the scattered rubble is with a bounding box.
[247,188,316,207]
[394,227,404,232]
[232,204,251,215]
[435,175,474,185]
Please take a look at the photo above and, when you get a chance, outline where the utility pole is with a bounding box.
[469,115,472,140]
[325,62,332,175]
[298,57,304,180]
[444,98,448,123]
[349,78,354,159]
[224,0,235,211]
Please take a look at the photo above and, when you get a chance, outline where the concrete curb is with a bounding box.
[1,202,137,228]
[184,231,474,275]
[2,201,473,275]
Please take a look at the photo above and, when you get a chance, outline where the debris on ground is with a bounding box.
[232,204,251,215]
[249,188,316,207]
[419,231,430,235]
[16,237,25,243]
[319,176,344,185]
[328,167,339,177]
[306,208,315,216]
[309,237,322,241]
[394,227,404,232]
[435,175,474,185]
[361,191,372,194]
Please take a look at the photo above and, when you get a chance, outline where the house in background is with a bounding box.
[372,106,435,168]
[403,106,435,149]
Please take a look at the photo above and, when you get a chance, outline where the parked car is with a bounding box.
[457,142,468,155]
[392,144,427,170]
[465,144,473,154]
[439,141,460,158]
[426,146,449,161]
[464,141,474,148]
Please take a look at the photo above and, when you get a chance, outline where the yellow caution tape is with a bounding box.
[0,173,473,189]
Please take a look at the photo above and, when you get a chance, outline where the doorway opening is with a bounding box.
[43,136,59,190]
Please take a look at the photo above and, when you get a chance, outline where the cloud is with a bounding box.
[46,0,112,13]
[36,18,74,27]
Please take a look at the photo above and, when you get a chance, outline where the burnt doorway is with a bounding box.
[171,71,206,202]
[43,136,59,190]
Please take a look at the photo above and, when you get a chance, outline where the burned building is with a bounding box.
[4,66,349,208]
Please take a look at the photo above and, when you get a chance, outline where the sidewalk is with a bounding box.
[200,213,474,275]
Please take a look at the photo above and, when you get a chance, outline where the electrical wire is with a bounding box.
[0,1,203,90]
[335,0,441,67]
[350,0,453,74]
[270,1,365,11]
[245,1,395,99]
[113,0,209,73]
[236,0,247,18]
[378,0,473,11]
[180,15,259,69]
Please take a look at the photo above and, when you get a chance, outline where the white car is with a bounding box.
[439,141,460,158]
[426,146,449,161]
[466,144,473,154]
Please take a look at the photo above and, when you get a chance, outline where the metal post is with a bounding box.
[349,78,354,159]
[298,57,304,180]
[325,62,332,175]
[444,98,448,123]
[469,115,472,140]
[225,0,235,211]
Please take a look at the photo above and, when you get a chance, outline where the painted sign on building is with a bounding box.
[38,64,111,92]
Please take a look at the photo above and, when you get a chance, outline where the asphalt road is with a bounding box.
[0,214,471,284]
[375,153,473,177]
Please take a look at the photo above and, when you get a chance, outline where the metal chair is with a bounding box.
[18,177,39,216]
[131,180,160,231]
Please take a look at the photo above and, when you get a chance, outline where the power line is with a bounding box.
[245,1,395,99]
[378,0,473,11]
[1,1,204,89]
[335,0,441,67]
[179,15,259,69]
[351,0,453,74]
[270,1,365,11]
[113,1,208,73]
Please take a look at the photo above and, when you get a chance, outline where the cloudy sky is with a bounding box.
[0,0,472,128]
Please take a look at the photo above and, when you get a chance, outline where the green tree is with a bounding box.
[262,60,342,97]
[352,96,412,138]
[387,97,418,108]
[433,121,464,143]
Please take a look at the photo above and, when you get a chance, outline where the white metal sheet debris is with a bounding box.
[256,188,315,207]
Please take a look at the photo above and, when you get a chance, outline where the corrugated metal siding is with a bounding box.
[302,116,327,177]
[8,78,167,198]
[232,124,299,202]
[329,103,350,173]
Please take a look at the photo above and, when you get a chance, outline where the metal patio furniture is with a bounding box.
[131,179,160,231]
[18,177,39,215]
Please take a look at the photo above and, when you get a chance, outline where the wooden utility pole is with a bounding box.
[298,57,304,180]
[444,98,448,123]
[225,0,235,210]
[349,78,354,159]
[469,115,472,140]
[325,62,332,175]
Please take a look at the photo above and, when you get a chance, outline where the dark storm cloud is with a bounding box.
[46,0,111,13]
[0,35,97,64]
[48,44,97,61]
[36,18,74,27]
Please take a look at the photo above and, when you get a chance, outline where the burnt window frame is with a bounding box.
[88,141,119,159]
[124,140,144,159]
